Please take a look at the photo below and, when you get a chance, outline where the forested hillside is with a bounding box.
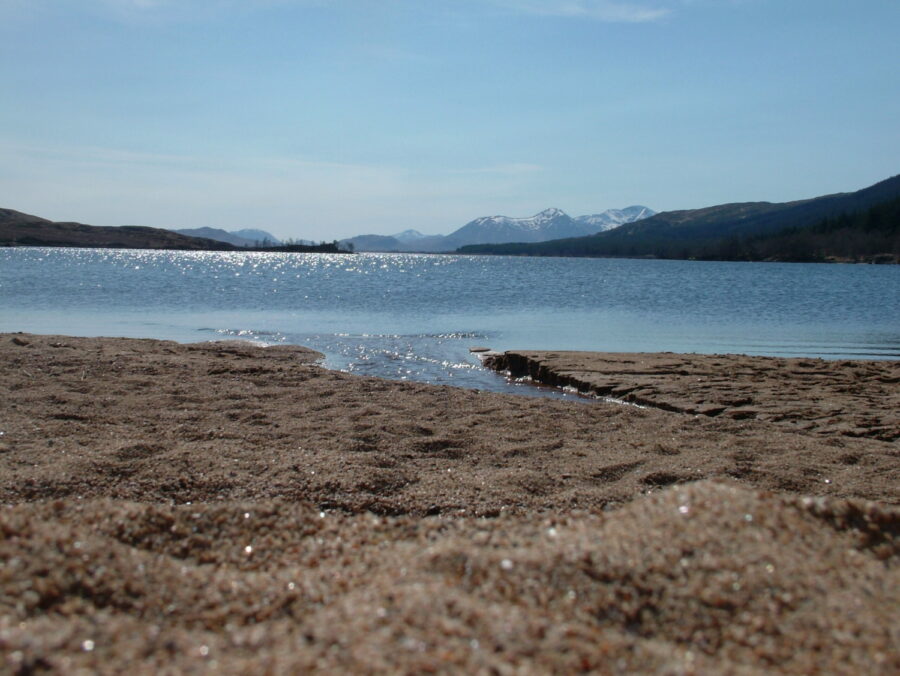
[459,175,900,263]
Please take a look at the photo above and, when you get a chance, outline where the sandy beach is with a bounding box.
[1,333,898,673]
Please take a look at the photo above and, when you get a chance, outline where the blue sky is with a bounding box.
[1,0,897,240]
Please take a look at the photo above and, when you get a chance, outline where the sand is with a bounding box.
[484,350,900,442]
[1,333,898,673]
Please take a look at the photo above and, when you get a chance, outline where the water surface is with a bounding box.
[2,248,898,394]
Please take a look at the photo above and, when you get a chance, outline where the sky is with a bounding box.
[1,0,898,241]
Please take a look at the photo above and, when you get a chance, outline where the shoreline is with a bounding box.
[4,332,897,508]
[1,333,897,673]
[484,350,900,441]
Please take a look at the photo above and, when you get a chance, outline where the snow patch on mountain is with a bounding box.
[342,205,655,252]
[575,206,657,232]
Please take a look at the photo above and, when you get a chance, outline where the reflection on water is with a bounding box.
[204,328,580,399]
[1,249,898,394]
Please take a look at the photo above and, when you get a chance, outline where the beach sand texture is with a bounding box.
[484,350,900,442]
[1,334,898,673]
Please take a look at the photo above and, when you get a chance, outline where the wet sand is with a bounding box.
[1,334,898,673]
[484,350,900,442]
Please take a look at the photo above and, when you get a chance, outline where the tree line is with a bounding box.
[459,196,900,263]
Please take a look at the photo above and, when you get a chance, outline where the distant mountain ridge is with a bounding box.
[0,208,234,250]
[392,229,428,242]
[575,206,655,230]
[173,227,281,247]
[0,209,343,253]
[341,205,655,252]
[458,175,900,262]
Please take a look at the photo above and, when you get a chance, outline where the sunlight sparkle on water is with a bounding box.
[2,249,898,397]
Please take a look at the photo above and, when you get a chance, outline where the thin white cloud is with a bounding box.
[451,163,543,176]
[2,0,671,23]
[94,0,331,14]
[0,141,544,238]
[1,0,675,26]
[0,140,401,228]
[0,0,301,25]
[489,0,670,22]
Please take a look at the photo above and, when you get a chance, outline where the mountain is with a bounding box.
[575,206,656,231]
[586,176,900,246]
[231,229,282,246]
[341,234,405,252]
[392,229,428,242]
[0,209,235,250]
[442,208,579,248]
[458,175,900,262]
[173,227,281,247]
[716,194,900,263]
[338,228,443,252]
[341,205,655,252]
[0,208,48,226]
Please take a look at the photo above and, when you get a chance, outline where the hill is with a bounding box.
[0,209,235,250]
[458,175,900,262]
[231,228,282,246]
[173,227,281,248]
[720,194,900,263]
[339,233,413,253]
[0,209,344,253]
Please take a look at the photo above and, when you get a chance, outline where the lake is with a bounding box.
[2,248,898,395]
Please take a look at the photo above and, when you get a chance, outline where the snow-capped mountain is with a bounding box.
[575,206,656,232]
[443,208,580,247]
[441,206,656,248]
[341,205,655,252]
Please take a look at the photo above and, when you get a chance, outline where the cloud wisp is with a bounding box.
[488,0,670,23]
[0,140,547,237]
[3,0,672,24]
[450,163,543,176]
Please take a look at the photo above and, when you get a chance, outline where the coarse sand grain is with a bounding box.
[1,334,897,673]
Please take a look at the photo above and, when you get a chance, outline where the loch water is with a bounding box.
[2,248,898,395]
